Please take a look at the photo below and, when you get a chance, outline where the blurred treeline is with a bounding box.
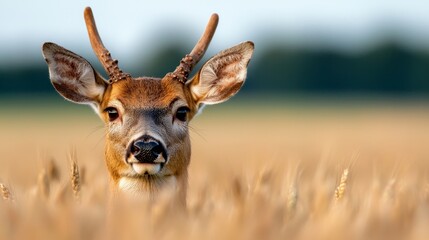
[1,41,429,97]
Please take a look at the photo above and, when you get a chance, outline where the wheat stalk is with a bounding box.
[335,168,349,201]
[46,158,60,181]
[287,166,301,217]
[287,184,298,216]
[382,178,396,202]
[69,151,81,203]
[38,169,50,200]
[0,183,13,201]
[254,167,272,193]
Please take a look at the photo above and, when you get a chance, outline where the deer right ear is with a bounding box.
[42,42,107,106]
[188,41,254,106]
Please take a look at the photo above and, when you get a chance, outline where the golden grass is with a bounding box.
[0,183,12,201]
[69,151,81,203]
[1,103,429,239]
[334,168,349,201]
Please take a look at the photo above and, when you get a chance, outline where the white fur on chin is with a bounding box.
[132,163,161,175]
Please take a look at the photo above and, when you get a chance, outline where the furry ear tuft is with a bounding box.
[42,42,107,105]
[188,41,254,105]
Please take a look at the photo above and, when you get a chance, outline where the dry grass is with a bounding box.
[334,168,349,201]
[0,183,13,201]
[1,103,429,239]
[69,151,81,203]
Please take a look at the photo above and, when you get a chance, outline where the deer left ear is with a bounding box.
[188,41,254,105]
[42,42,108,106]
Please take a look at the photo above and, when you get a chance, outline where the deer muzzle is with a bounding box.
[127,135,168,175]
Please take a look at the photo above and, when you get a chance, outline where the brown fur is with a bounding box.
[42,21,253,205]
[99,76,197,204]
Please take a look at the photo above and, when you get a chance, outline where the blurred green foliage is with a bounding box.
[248,42,429,95]
[1,41,429,97]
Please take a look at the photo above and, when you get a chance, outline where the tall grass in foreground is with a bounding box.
[1,105,429,239]
[1,158,429,240]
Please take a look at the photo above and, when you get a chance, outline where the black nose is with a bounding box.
[131,139,164,163]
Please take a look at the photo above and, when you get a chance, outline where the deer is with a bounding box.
[41,7,254,205]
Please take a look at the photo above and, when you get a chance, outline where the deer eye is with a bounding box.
[105,107,119,121]
[175,107,189,122]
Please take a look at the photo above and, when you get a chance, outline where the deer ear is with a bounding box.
[188,41,254,105]
[42,42,107,106]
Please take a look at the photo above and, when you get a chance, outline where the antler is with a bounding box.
[168,13,219,83]
[84,7,131,83]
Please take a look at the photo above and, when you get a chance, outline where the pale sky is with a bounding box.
[2,0,429,66]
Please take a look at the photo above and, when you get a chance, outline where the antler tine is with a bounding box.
[170,13,219,83]
[83,7,130,83]
[189,14,219,67]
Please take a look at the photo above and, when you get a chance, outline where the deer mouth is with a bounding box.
[131,162,165,175]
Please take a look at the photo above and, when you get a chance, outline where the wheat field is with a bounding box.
[1,100,429,240]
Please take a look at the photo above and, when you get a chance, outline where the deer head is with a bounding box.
[42,7,254,203]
